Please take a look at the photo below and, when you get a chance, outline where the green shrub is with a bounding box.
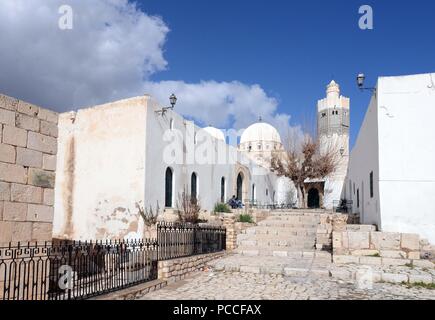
[238,214,254,223]
[214,203,232,213]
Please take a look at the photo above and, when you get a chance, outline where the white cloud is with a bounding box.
[0,0,301,140]
[0,0,168,110]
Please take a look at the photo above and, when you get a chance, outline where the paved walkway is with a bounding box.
[137,212,434,300]
[138,270,435,300]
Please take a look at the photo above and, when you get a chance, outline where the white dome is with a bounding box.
[240,122,281,144]
[203,126,225,141]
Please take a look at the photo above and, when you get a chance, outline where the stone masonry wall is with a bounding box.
[331,228,435,268]
[158,252,224,283]
[223,213,254,251]
[0,94,58,246]
[315,213,350,250]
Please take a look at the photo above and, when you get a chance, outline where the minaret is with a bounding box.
[317,80,350,207]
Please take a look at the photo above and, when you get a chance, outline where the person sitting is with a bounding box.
[228,195,238,209]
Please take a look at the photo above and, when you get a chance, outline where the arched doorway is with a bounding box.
[220,177,226,203]
[307,188,320,209]
[165,167,173,208]
[191,172,198,200]
[236,173,243,201]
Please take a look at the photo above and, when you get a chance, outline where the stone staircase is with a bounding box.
[235,211,320,257]
[208,211,335,277]
[207,210,435,285]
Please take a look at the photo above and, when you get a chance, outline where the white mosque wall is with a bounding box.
[53,95,285,240]
[347,73,435,243]
[53,97,149,241]
[346,90,381,226]
[144,100,282,212]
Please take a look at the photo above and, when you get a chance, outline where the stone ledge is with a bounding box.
[90,279,167,300]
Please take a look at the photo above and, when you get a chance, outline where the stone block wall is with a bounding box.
[332,229,427,267]
[0,94,58,246]
[222,213,254,251]
[158,252,224,283]
[315,213,352,250]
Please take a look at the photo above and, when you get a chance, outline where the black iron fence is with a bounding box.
[0,223,226,300]
[157,222,226,261]
[333,200,353,213]
[0,240,158,300]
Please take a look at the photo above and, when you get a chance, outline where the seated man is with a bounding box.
[228,195,238,209]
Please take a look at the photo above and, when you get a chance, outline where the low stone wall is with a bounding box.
[330,228,433,268]
[222,213,254,251]
[158,252,225,283]
[315,214,351,251]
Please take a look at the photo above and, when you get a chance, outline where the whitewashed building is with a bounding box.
[53,95,289,240]
[344,72,435,243]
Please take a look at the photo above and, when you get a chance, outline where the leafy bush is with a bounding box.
[238,214,254,223]
[214,203,232,213]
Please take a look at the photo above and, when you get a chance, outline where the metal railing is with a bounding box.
[0,240,158,300]
[247,202,297,210]
[1,223,226,300]
[333,200,353,213]
[157,222,226,261]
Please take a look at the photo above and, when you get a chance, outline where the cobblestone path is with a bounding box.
[138,271,435,300]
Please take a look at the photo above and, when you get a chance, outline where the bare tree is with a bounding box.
[271,133,340,208]
[177,188,202,224]
[136,202,160,227]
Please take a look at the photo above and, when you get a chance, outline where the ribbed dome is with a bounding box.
[202,126,225,141]
[240,122,281,144]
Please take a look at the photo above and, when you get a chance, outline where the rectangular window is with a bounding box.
[357,189,360,208]
[370,171,374,198]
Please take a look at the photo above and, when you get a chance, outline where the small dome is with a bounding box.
[203,126,225,141]
[240,122,281,145]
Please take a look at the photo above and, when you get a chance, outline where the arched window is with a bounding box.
[165,167,173,208]
[220,177,226,203]
[251,184,256,203]
[236,173,243,201]
[191,172,198,200]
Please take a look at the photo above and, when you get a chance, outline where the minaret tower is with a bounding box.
[317,80,350,207]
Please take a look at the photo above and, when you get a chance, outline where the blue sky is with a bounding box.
[138,0,435,147]
[1,0,434,149]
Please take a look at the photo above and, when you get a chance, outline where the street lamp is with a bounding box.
[340,147,345,156]
[156,94,178,116]
[169,93,177,108]
[356,73,376,93]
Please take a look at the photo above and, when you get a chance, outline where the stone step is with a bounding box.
[208,254,334,277]
[237,233,317,241]
[242,227,317,236]
[236,245,317,256]
[266,216,320,223]
[257,221,319,228]
[237,239,317,247]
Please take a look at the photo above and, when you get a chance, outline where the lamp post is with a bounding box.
[357,73,376,93]
[156,94,177,116]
